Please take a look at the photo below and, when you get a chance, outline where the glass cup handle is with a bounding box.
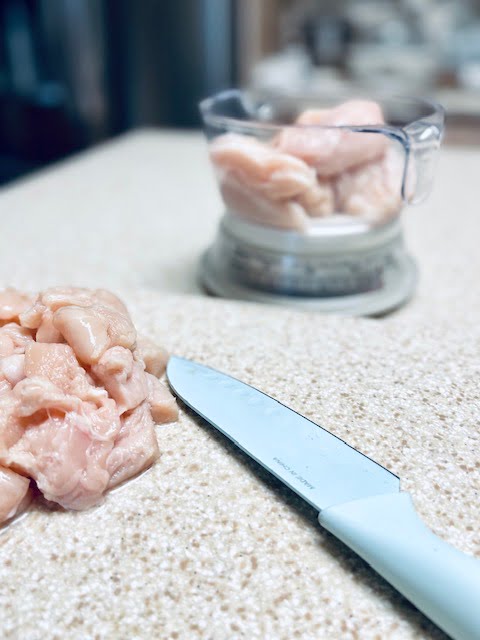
[402,118,444,205]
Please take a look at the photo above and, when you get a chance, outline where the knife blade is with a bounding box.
[167,356,480,640]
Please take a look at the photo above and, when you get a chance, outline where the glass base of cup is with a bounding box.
[199,213,417,316]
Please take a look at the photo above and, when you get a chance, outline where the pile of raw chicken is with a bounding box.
[0,287,178,525]
[210,100,406,231]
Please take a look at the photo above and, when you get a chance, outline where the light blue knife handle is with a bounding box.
[319,492,480,640]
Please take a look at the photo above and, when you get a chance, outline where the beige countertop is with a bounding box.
[0,131,479,640]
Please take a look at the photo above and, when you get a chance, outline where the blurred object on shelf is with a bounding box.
[345,44,437,92]
[302,13,351,67]
[251,46,312,93]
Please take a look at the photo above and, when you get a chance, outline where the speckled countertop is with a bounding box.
[0,131,479,640]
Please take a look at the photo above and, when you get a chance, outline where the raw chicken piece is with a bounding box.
[0,466,31,524]
[0,354,25,387]
[0,379,11,396]
[107,402,160,489]
[210,133,317,200]
[334,147,404,223]
[0,334,13,358]
[296,100,385,127]
[134,336,169,377]
[0,289,34,323]
[0,287,177,516]
[53,303,136,364]
[92,347,148,414]
[93,289,131,316]
[35,309,64,343]
[146,373,178,424]
[21,287,136,363]
[23,342,110,414]
[53,306,110,364]
[0,323,34,357]
[274,100,388,177]
[219,170,309,231]
[0,392,23,455]
[13,377,82,417]
[6,399,121,510]
[296,179,335,217]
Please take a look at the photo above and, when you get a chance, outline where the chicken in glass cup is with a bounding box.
[199,90,444,315]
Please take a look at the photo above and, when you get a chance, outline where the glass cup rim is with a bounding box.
[199,88,445,137]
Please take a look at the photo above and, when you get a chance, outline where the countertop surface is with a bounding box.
[0,130,479,640]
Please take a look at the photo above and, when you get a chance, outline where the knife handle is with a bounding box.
[319,492,480,640]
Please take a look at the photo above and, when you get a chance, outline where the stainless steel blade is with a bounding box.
[167,357,399,511]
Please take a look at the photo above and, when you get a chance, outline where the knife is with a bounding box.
[166,356,480,640]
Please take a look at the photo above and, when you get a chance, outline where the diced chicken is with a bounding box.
[0,466,31,525]
[210,133,317,200]
[92,347,148,414]
[53,306,111,364]
[13,377,82,417]
[93,289,131,316]
[0,289,34,323]
[0,287,177,517]
[24,342,109,408]
[107,402,160,489]
[296,179,335,217]
[6,400,121,510]
[37,286,130,316]
[209,133,332,229]
[0,323,34,356]
[134,336,169,378]
[21,287,136,363]
[274,100,388,177]
[38,287,99,311]
[0,392,23,456]
[219,170,309,231]
[0,379,12,396]
[21,300,65,343]
[296,100,385,127]
[53,304,136,365]
[0,354,25,387]
[35,309,64,343]
[0,334,13,358]
[146,373,178,424]
[334,147,403,223]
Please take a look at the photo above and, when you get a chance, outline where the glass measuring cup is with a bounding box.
[199,90,444,314]
[201,89,444,227]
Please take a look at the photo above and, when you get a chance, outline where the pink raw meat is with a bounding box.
[210,133,317,200]
[0,466,31,523]
[219,170,310,230]
[6,401,120,510]
[274,100,388,177]
[334,146,404,222]
[0,392,23,455]
[295,178,335,217]
[134,336,169,377]
[107,401,160,489]
[0,287,178,523]
[92,347,149,415]
[146,373,179,424]
[210,133,336,228]
[20,287,136,364]
[0,354,25,387]
[0,289,34,323]
[0,323,34,357]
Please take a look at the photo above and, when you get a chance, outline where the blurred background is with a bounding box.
[1,0,479,185]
